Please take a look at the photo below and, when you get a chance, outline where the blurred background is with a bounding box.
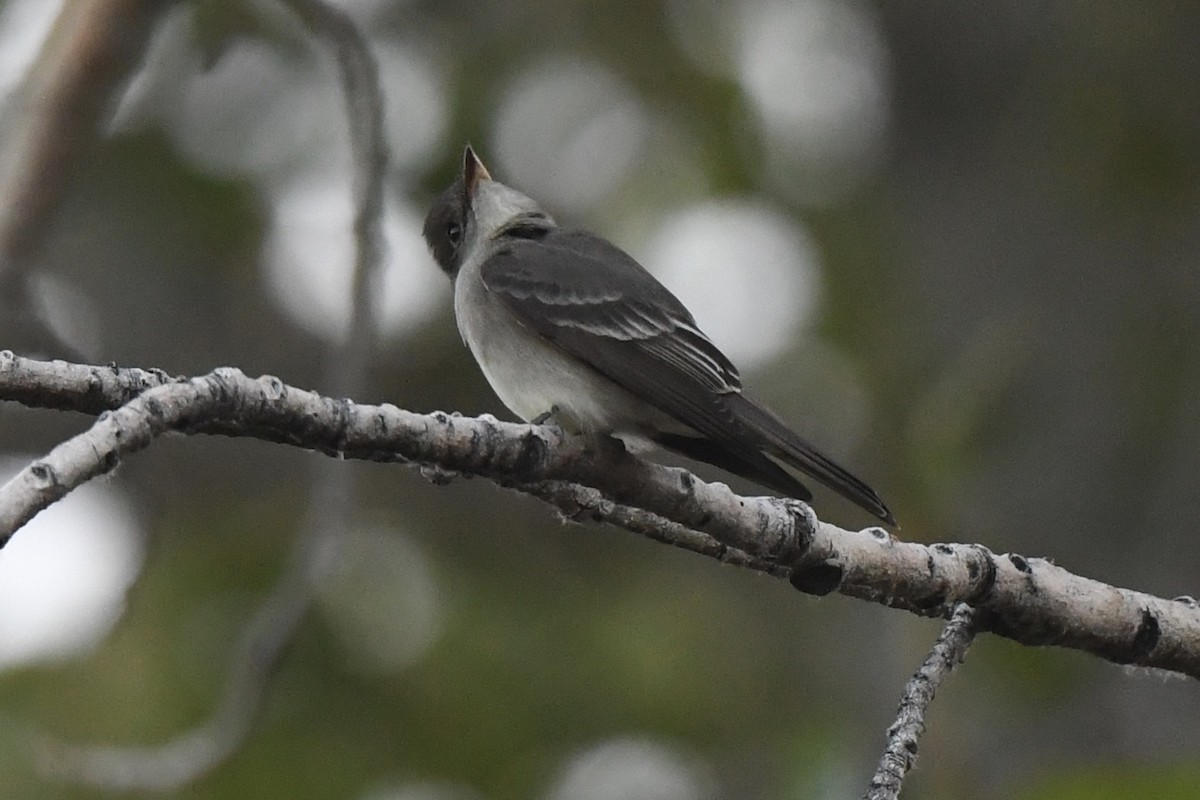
[1,0,1199,798]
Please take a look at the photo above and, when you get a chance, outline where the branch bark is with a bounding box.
[865,604,977,800]
[2,353,1200,680]
[22,1,390,787]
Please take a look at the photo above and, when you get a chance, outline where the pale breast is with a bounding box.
[453,267,674,443]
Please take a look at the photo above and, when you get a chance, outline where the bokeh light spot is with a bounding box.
[317,525,443,674]
[492,59,649,214]
[737,0,889,203]
[0,459,143,669]
[545,737,711,800]
[264,177,447,342]
[157,24,338,179]
[641,200,820,369]
[376,41,448,172]
[0,0,64,105]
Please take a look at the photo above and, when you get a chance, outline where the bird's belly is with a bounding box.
[454,281,673,445]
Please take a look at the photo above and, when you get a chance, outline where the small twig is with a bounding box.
[37,558,312,791]
[32,2,390,789]
[865,604,977,800]
[520,479,790,578]
[280,0,388,391]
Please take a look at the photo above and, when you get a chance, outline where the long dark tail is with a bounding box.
[726,393,896,526]
[652,431,816,502]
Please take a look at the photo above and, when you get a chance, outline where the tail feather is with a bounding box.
[651,432,814,502]
[726,394,896,526]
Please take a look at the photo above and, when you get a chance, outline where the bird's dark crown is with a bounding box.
[422,146,555,278]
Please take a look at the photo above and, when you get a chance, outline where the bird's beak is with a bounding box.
[462,145,492,202]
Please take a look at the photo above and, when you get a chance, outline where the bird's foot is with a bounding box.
[531,405,561,426]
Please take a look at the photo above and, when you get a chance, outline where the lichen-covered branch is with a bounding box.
[2,352,1200,680]
[865,605,977,800]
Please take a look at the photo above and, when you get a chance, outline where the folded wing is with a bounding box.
[480,229,894,524]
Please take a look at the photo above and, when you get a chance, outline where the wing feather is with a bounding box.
[479,228,896,524]
[481,230,741,393]
[479,231,791,479]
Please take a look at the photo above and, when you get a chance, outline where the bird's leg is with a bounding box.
[531,405,561,426]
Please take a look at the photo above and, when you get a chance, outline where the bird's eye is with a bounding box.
[446,221,462,247]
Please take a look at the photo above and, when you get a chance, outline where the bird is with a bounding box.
[422,145,895,526]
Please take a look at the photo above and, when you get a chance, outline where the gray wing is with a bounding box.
[481,230,741,393]
[479,229,811,497]
[480,228,896,524]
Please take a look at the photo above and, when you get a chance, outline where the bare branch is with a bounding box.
[865,605,977,800]
[280,0,388,394]
[2,353,1200,679]
[0,354,810,563]
[519,479,791,577]
[0,0,176,357]
[38,567,310,791]
[30,1,393,789]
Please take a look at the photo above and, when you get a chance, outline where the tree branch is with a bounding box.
[0,0,176,358]
[0,353,810,562]
[865,604,977,800]
[280,0,387,393]
[27,0,391,787]
[2,352,1200,680]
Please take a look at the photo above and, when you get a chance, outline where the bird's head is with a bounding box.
[422,146,553,278]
